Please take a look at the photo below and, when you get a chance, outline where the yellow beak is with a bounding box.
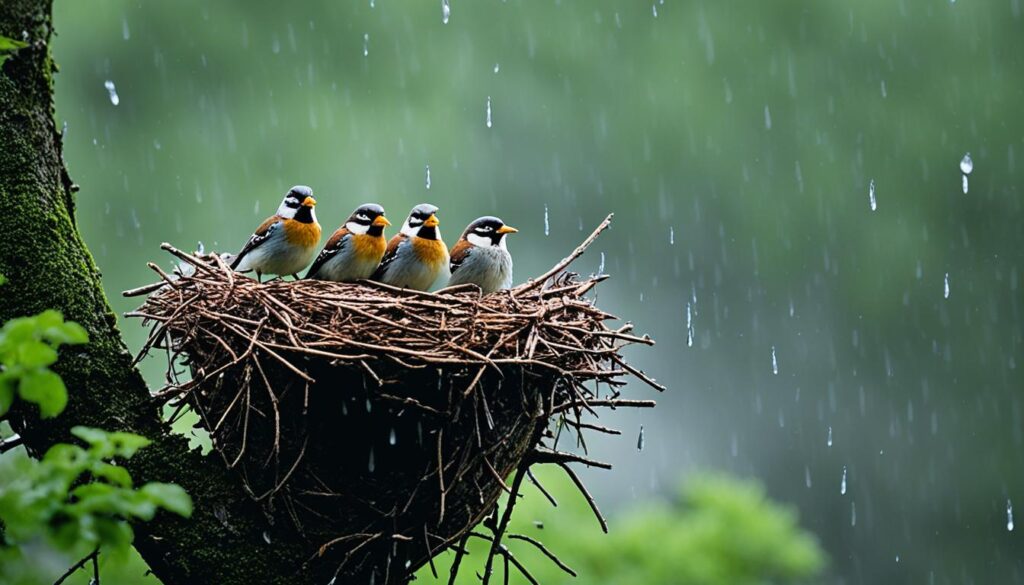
[424,214,440,228]
[302,197,317,207]
[373,215,391,227]
[497,225,518,234]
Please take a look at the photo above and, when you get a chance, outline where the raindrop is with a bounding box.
[1008,499,1015,532]
[597,251,605,275]
[827,426,833,447]
[370,0,375,6]
[365,398,373,413]
[636,425,645,451]
[362,33,369,57]
[263,531,271,544]
[121,18,131,40]
[368,447,375,473]
[962,174,969,194]
[388,428,397,446]
[493,63,500,74]
[804,466,812,488]
[960,152,973,174]
[652,3,658,17]
[543,204,550,236]
[425,165,431,190]
[771,346,779,375]
[880,80,887,98]
[851,501,857,526]
[442,0,451,24]
[840,466,848,495]
[669,226,675,245]
[685,302,694,348]
[341,400,348,416]
[763,105,772,130]
[943,272,950,299]
[868,179,877,211]
[104,80,120,106]
[485,96,493,128]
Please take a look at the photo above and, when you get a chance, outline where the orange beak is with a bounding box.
[373,215,391,227]
[424,214,440,228]
[497,225,518,234]
[302,197,317,207]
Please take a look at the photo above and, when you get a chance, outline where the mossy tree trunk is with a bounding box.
[0,1,327,583]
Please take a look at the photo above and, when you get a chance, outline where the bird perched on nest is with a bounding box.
[447,216,518,294]
[229,186,321,281]
[371,203,449,291]
[305,204,391,282]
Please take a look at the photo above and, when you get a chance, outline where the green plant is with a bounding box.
[0,309,88,418]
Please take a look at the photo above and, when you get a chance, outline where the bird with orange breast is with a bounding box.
[305,204,391,282]
[447,216,518,294]
[229,185,321,281]
[371,204,448,291]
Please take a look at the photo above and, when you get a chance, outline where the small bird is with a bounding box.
[371,204,449,291]
[229,186,321,281]
[305,204,391,282]
[447,216,517,294]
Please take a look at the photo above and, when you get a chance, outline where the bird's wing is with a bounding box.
[448,240,473,277]
[230,216,281,269]
[305,227,351,278]
[371,233,407,280]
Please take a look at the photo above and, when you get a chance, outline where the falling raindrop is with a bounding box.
[943,272,950,299]
[636,425,645,451]
[362,33,369,57]
[365,398,373,413]
[851,501,857,526]
[669,226,675,245]
[493,63,500,74]
[485,96,493,128]
[771,346,779,375]
[121,17,131,40]
[368,447,375,473]
[1008,499,1015,532]
[442,0,451,24]
[962,174,969,194]
[827,426,833,447]
[868,179,877,211]
[960,152,974,174]
[686,302,694,348]
[104,80,120,106]
[425,165,431,190]
[804,466,812,488]
[388,428,397,446]
[597,251,605,275]
[652,3,658,17]
[840,466,848,495]
[543,204,550,236]
[763,105,772,130]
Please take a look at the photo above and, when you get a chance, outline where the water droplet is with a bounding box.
[597,251,605,275]
[370,0,375,7]
[442,0,451,24]
[827,426,833,447]
[104,80,120,106]
[389,428,397,446]
[341,400,348,416]
[493,63,500,74]
[669,226,675,245]
[652,3,658,17]
[880,80,887,98]
[943,272,950,299]
[962,173,969,194]
[804,466,812,488]
[368,447,375,473]
[771,346,779,375]
[840,466,848,495]
[543,204,550,236]
[365,398,373,413]
[763,105,772,130]
[263,531,271,544]
[868,179,877,211]
[425,165,431,190]
[851,501,857,526]
[121,18,131,40]
[1008,499,1015,532]
[485,96,493,128]
[686,302,694,348]
[636,425,645,451]
[362,33,369,57]
[960,152,973,174]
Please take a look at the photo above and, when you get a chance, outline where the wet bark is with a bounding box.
[0,1,321,583]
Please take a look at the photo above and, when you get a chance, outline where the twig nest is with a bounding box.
[128,217,661,583]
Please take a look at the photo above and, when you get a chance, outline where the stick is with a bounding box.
[514,214,613,295]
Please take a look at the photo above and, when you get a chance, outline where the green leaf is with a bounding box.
[0,35,28,52]
[107,431,151,458]
[140,483,193,518]
[70,426,109,447]
[93,462,132,488]
[18,369,67,417]
[17,340,57,367]
[0,273,6,286]
[0,374,13,416]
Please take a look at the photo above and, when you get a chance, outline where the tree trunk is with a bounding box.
[0,2,327,583]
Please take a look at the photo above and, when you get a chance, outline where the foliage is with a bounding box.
[424,469,826,584]
[0,34,28,67]
[0,309,88,418]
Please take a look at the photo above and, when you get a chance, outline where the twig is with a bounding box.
[481,465,528,585]
[0,434,23,454]
[53,548,99,585]
[514,214,613,294]
[508,534,577,577]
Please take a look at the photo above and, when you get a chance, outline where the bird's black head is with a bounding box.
[278,185,317,223]
[346,203,390,236]
[462,216,518,247]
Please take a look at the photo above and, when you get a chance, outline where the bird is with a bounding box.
[229,185,322,281]
[305,203,391,282]
[446,216,517,294]
[371,203,449,291]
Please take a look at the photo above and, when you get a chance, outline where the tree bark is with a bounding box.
[0,2,315,583]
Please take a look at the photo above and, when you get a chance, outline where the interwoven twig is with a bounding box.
[125,214,662,583]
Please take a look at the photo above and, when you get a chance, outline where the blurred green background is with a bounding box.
[12,0,1024,582]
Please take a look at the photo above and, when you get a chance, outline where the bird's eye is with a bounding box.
[478,226,493,233]
[357,214,369,221]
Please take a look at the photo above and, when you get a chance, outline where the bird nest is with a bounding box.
[126,215,662,584]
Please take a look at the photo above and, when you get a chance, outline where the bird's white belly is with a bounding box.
[237,237,316,277]
[318,249,380,282]
[448,246,513,294]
